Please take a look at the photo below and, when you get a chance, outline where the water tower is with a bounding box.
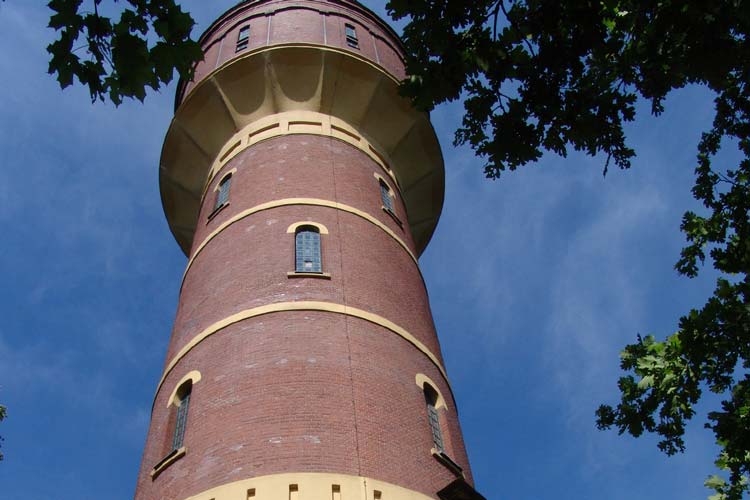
[134,2,483,499]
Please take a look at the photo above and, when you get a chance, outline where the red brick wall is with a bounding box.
[136,314,471,500]
[137,2,474,499]
[180,0,406,100]
[135,134,473,499]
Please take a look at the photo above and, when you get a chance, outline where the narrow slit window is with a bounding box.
[172,382,192,451]
[380,180,394,213]
[424,385,444,453]
[236,25,250,52]
[345,23,359,48]
[215,174,232,211]
[295,226,322,273]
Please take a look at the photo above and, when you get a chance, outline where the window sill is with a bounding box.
[207,202,229,223]
[150,447,186,480]
[382,206,403,228]
[287,272,331,280]
[437,479,486,500]
[431,448,463,478]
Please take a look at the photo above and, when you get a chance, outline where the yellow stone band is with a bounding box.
[154,301,450,404]
[182,198,418,289]
[182,472,434,500]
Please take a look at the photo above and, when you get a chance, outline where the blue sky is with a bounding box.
[0,2,728,499]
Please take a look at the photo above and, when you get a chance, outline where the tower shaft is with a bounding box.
[135,2,481,499]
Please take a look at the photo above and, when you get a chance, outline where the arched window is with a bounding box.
[379,179,394,213]
[215,173,232,211]
[171,381,192,451]
[295,226,322,273]
[424,384,444,453]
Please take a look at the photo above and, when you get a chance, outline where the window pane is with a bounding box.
[427,403,444,452]
[380,181,394,212]
[215,175,231,209]
[172,392,190,451]
[345,24,358,48]
[236,26,250,52]
[295,228,322,273]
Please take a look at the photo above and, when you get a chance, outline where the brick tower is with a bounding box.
[134,1,484,499]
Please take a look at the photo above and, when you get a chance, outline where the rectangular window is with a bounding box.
[295,229,322,273]
[236,26,250,52]
[427,402,444,453]
[380,181,394,213]
[215,175,232,210]
[172,392,190,451]
[345,23,359,49]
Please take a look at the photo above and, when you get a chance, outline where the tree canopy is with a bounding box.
[46,0,202,104]
[44,0,750,498]
[385,1,749,498]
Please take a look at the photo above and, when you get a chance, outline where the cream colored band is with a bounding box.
[416,373,447,410]
[212,168,236,192]
[204,111,401,200]
[182,472,434,500]
[166,370,202,408]
[286,220,329,234]
[182,198,417,288]
[155,301,449,403]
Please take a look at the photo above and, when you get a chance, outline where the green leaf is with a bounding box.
[637,375,655,390]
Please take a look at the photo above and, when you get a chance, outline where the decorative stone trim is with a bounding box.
[415,373,447,410]
[154,301,451,405]
[150,446,186,480]
[431,448,464,478]
[166,370,202,408]
[203,111,401,201]
[181,198,419,290]
[181,472,437,500]
[287,271,332,279]
[286,221,330,235]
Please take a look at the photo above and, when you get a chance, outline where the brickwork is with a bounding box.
[137,2,476,499]
[166,134,444,391]
[136,314,469,500]
[180,0,406,100]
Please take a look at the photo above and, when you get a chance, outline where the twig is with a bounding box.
[500,0,537,57]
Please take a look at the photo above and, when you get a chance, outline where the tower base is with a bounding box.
[181,472,475,500]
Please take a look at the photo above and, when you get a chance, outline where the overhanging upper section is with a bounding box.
[160,44,445,256]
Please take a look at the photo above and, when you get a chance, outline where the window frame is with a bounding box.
[295,225,323,274]
[424,384,445,453]
[345,23,359,49]
[379,179,395,213]
[171,381,192,452]
[236,25,250,52]
[151,372,201,479]
[214,173,232,211]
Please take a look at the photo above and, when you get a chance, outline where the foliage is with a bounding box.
[46,0,203,105]
[386,0,750,497]
[39,0,749,495]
